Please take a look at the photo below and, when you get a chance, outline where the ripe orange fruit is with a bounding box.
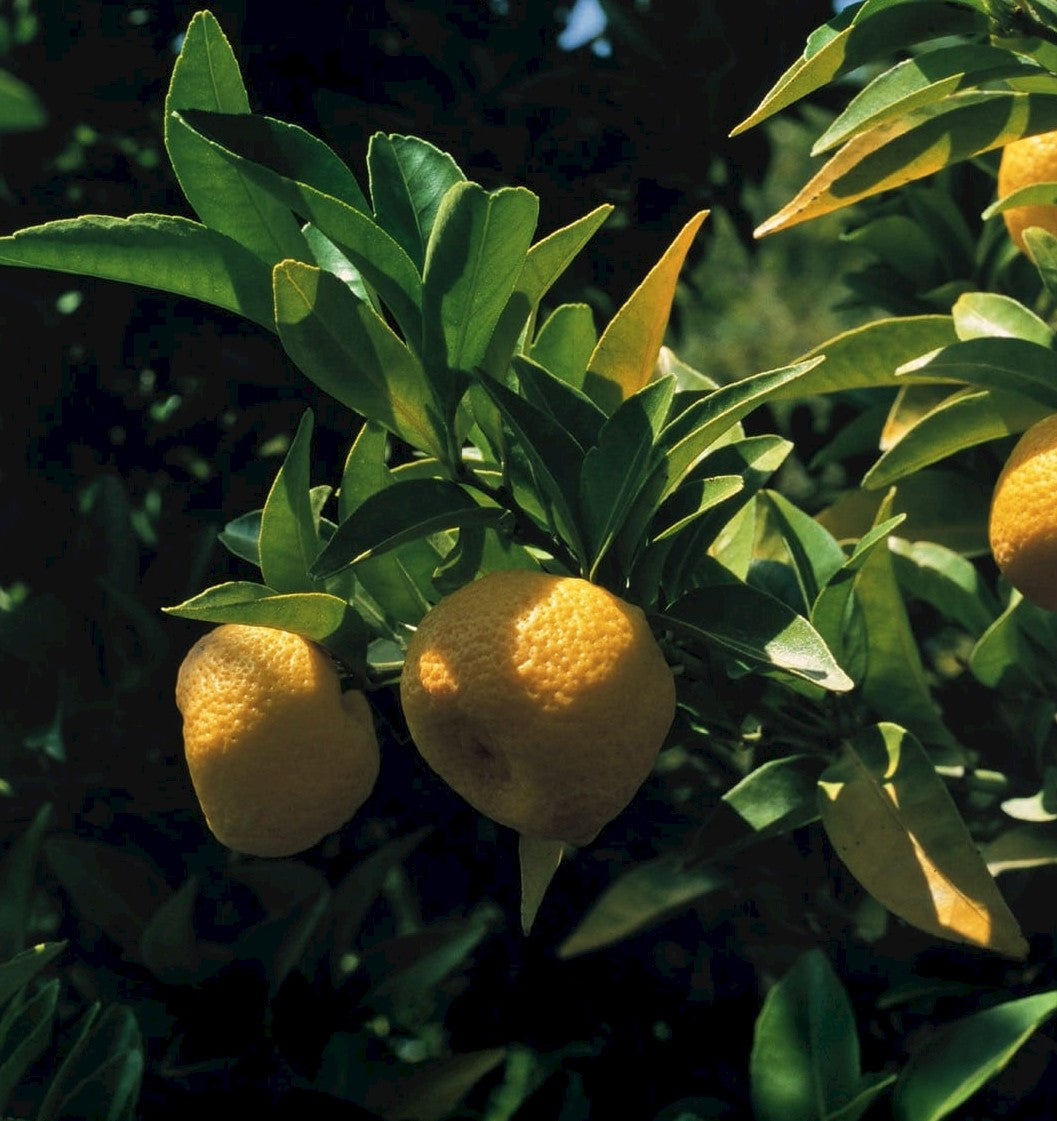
[399,570,676,845]
[175,623,380,857]
[997,130,1057,254]
[989,413,1057,612]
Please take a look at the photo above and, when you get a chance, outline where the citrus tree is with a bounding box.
[6,3,1057,1117]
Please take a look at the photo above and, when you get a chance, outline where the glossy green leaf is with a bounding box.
[812,43,1035,155]
[731,0,985,137]
[513,354,606,450]
[519,836,565,935]
[581,376,675,578]
[530,303,597,388]
[557,855,726,959]
[1023,225,1057,298]
[761,490,847,613]
[756,91,1057,237]
[312,478,510,580]
[0,215,275,329]
[853,491,962,753]
[273,260,448,460]
[258,409,319,593]
[176,109,424,344]
[479,376,587,563]
[649,475,745,546]
[0,943,65,1010]
[0,978,58,1112]
[482,204,612,378]
[218,508,263,567]
[164,12,307,263]
[36,1003,143,1121]
[722,754,825,837]
[662,581,854,692]
[898,336,1057,410]
[892,990,1057,1121]
[751,949,894,1121]
[301,222,373,304]
[584,210,707,412]
[368,132,465,269]
[889,538,1000,637]
[0,803,51,959]
[863,387,1049,488]
[969,592,1045,690]
[952,291,1055,345]
[984,824,1057,875]
[422,181,538,378]
[818,722,1028,957]
[339,421,391,522]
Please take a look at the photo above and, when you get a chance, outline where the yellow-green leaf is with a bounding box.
[584,210,707,411]
[518,836,564,935]
[818,723,1028,958]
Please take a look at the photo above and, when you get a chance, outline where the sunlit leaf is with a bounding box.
[258,409,319,593]
[818,722,1028,957]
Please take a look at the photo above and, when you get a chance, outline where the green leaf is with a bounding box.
[818,722,1028,957]
[529,303,598,389]
[862,386,1049,488]
[422,182,539,378]
[0,978,58,1113]
[36,1004,143,1121]
[662,580,854,692]
[0,68,45,133]
[519,836,565,935]
[43,838,170,958]
[0,803,51,958]
[812,43,1035,155]
[273,260,448,461]
[0,215,275,330]
[1023,225,1057,298]
[482,204,612,379]
[969,592,1045,690]
[751,949,894,1121]
[584,210,707,412]
[139,876,226,985]
[952,290,1055,345]
[761,490,847,613]
[162,583,364,651]
[892,990,1057,1121]
[756,91,1057,237]
[218,509,262,567]
[368,133,465,269]
[731,0,986,137]
[258,409,319,593]
[0,943,65,1010]
[889,538,1000,637]
[722,754,825,837]
[164,12,307,263]
[479,377,587,564]
[312,478,510,580]
[339,422,391,522]
[175,109,424,344]
[984,823,1057,875]
[363,1048,508,1121]
[513,354,606,451]
[853,491,962,753]
[580,376,675,579]
[557,855,726,959]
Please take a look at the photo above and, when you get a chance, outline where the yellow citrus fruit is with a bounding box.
[399,570,676,845]
[175,623,380,857]
[997,130,1057,254]
[989,413,1057,612]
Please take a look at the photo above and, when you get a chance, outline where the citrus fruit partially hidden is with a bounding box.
[997,130,1057,254]
[989,413,1057,612]
[399,570,676,845]
[175,623,380,857]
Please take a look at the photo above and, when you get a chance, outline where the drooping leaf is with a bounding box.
[557,855,726,959]
[164,12,307,263]
[519,836,565,935]
[756,91,1057,237]
[662,580,854,692]
[368,132,465,268]
[892,990,1057,1121]
[818,722,1028,957]
[273,260,449,461]
[0,215,275,329]
[312,478,511,580]
[422,182,539,379]
[751,949,894,1121]
[258,409,319,593]
[584,210,707,412]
